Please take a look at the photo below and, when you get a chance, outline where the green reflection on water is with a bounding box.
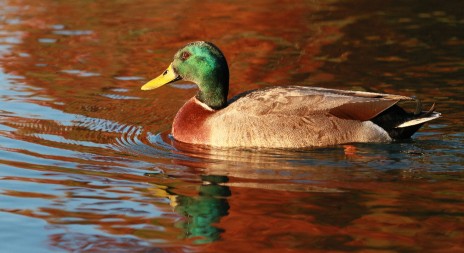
[171,175,230,244]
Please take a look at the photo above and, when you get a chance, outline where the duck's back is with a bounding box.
[205,86,412,148]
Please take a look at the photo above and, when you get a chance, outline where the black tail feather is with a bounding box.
[414,99,422,115]
[371,101,438,139]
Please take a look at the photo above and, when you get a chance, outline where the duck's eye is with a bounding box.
[181,51,191,61]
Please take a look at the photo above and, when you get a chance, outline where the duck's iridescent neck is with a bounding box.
[172,97,216,145]
[195,77,229,110]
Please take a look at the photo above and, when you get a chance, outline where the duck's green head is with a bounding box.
[141,41,229,109]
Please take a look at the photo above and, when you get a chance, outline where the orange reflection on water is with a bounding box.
[0,0,463,252]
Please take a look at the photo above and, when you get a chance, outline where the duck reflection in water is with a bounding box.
[143,136,353,244]
[148,172,231,244]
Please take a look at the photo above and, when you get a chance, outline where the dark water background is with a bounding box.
[0,0,463,252]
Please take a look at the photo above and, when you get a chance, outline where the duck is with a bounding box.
[141,41,441,148]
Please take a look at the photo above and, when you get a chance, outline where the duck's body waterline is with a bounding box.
[141,41,441,148]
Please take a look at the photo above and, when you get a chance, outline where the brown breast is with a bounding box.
[172,97,215,145]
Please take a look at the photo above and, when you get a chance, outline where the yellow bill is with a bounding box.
[141,63,181,90]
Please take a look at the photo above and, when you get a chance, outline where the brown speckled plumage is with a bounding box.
[201,86,409,148]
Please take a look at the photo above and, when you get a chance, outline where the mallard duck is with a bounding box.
[141,41,440,148]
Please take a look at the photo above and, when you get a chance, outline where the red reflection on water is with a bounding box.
[0,0,463,252]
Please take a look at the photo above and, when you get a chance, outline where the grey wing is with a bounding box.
[226,86,413,120]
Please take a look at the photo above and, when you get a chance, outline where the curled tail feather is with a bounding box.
[397,103,440,128]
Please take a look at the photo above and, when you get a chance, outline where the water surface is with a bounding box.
[0,0,463,252]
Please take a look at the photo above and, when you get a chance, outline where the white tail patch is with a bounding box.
[396,112,441,128]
